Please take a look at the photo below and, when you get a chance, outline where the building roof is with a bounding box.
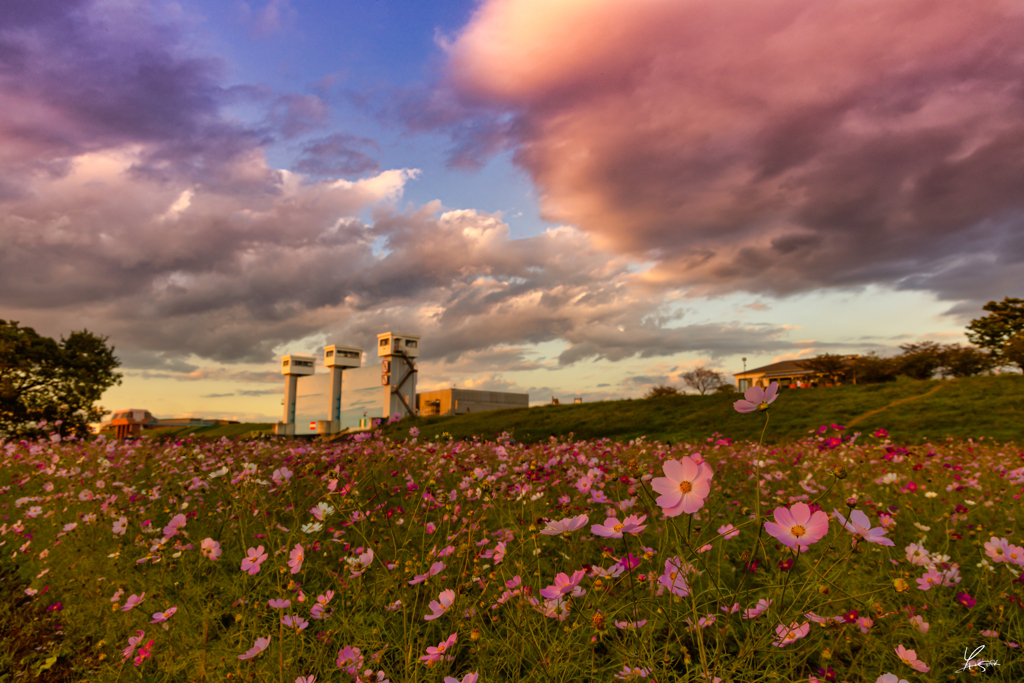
[734,359,817,378]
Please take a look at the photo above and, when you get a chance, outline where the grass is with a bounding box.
[380,375,1024,445]
[140,422,275,440]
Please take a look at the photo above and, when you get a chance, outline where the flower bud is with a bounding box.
[470,628,481,641]
[818,584,830,595]
[893,578,910,593]
[591,611,606,630]
[832,467,848,480]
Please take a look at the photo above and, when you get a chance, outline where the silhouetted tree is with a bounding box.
[797,354,849,385]
[680,367,726,395]
[644,385,681,399]
[896,342,944,380]
[1001,332,1024,373]
[0,320,122,439]
[966,297,1024,360]
[848,353,899,384]
[938,344,996,378]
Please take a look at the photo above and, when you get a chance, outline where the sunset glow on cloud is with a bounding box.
[0,0,1018,420]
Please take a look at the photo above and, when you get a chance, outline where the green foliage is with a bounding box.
[1003,331,1024,372]
[644,385,681,399]
[0,320,122,439]
[937,343,996,378]
[966,296,1024,355]
[384,374,1024,445]
[895,342,944,380]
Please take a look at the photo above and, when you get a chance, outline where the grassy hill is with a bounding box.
[379,374,1024,445]
[140,422,275,439]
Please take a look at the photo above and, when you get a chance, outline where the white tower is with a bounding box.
[323,344,362,434]
[377,332,420,418]
[275,354,314,436]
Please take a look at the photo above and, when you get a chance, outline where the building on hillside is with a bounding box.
[734,356,860,391]
[417,389,529,416]
[94,410,238,438]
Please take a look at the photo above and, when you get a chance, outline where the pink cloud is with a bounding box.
[433,0,1024,301]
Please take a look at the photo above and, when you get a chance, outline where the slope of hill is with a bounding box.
[380,375,1024,445]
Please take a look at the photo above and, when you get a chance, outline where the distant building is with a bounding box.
[94,409,238,438]
[417,389,529,416]
[734,356,859,391]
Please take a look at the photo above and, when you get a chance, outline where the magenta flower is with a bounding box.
[420,633,458,665]
[268,598,291,609]
[201,538,221,561]
[540,514,590,536]
[133,639,154,667]
[444,673,479,683]
[150,606,177,623]
[651,457,714,517]
[773,621,810,647]
[241,545,268,575]
[764,503,829,552]
[239,636,271,660]
[121,630,146,660]
[733,382,779,413]
[408,561,446,585]
[895,645,930,672]
[591,514,647,539]
[162,513,186,538]
[122,592,145,612]
[288,544,304,574]
[336,646,364,673]
[281,614,309,630]
[540,569,587,600]
[955,592,977,609]
[832,509,895,546]
[424,589,456,620]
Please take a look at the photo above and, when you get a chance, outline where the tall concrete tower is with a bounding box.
[322,344,362,434]
[275,353,315,436]
[377,332,420,418]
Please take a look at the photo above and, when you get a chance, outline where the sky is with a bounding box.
[2,0,1023,423]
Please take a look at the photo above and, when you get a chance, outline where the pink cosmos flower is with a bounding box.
[281,614,309,630]
[241,545,268,575]
[112,516,128,536]
[591,514,647,539]
[162,513,186,538]
[133,639,154,667]
[425,589,456,620]
[420,633,457,665]
[832,509,895,546]
[268,599,291,609]
[239,636,271,660]
[1007,544,1024,565]
[856,616,873,633]
[336,646,363,673]
[539,514,589,535]
[296,677,316,683]
[492,541,506,564]
[150,606,177,623]
[651,457,714,516]
[122,630,145,660]
[916,567,941,591]
[615,619,647,629]
[658,557,691,597]
[348,548,374,577]
[773,621,810,647]
[111,588,123,603]
[984,536,1010,563]
[744,598,772,619]
[718,524,739,540]
[444,674,479,683]
[540,569,587,600]
[895,645,929,672]
[909,615,929,633]
[271,467,292,486]
[122,593,145,611]
[409,561,446,585]
[876,675,909,683]
[905,543,929,565]
[201,538,221,561]
[734,382,779,413]
[764,503,829,552]
[288,544,304,574]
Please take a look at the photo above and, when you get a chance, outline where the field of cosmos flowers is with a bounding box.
[1,382,1023,682]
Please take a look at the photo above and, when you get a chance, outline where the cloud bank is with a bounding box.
[429,0,1024,304]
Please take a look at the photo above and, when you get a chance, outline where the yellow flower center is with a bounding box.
[758,401,769,411]
[678,481,692,493]
[613,523,625,532]
[670,571,678,580]
[791,525,806,538]
[437,644,446,653]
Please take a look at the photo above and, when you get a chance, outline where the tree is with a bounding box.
[937,344,996,378]
[966,297,1024,359]
[896,342,943,380]
[797,354,849,385]
[644,385,681,399]
[1003,331,1024,372]
[848,353,899,384]
[0,320,122,439]
[680,366,726,395]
